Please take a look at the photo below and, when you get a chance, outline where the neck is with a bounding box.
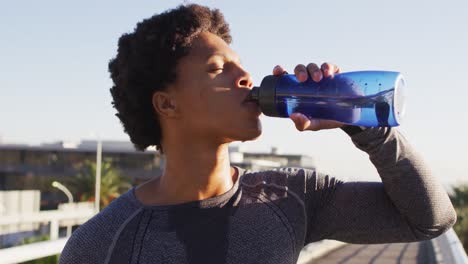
[137,138,237,206]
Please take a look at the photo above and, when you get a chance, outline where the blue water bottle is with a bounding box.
[247,71,406,127]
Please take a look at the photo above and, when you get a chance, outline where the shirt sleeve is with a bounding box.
[304,127,456,244]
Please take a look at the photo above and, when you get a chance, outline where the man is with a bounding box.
[60,4,456,264]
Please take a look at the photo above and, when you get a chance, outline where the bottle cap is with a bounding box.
[257,75,280,117]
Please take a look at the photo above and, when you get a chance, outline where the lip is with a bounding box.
[242,100,261,115]
[242,98,258,105]
[241,94,251,104]
[241,92,259,106]
[242,87,259,104]
[242,100,258,106]
[241,97,258,105]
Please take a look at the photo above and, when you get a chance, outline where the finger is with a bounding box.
[291,113,344,132]
[307,63,323,83]
[321,62,339,78]
[290,113,311,131]
[294,64,308,82]
[335,65,342,74]
[272,65,287,76]
[306,118,344,131]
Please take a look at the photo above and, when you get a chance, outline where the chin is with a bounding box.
[235,124,262,142]
[222,119,262,143]
[240,133,261,142]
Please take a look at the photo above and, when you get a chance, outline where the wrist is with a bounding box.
[341,125,366,136]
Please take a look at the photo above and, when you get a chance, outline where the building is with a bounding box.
[0,141,315,209]
[0,140,162,209]
[229,145,315,171]
[0,140,162,185]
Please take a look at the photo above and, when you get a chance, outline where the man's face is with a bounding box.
[169,32,262,144]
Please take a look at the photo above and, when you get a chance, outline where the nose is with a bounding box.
[236,68,253,89]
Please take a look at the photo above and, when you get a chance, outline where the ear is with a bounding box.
[152,91,179,118]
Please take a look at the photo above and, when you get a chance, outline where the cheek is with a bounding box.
[177,93,226,124]
[199,89,238,116]
[175,86,204,115]
[176,80,240,122]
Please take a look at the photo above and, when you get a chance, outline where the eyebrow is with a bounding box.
[206,53,242,64]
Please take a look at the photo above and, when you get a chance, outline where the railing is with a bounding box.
[298,228,467,264]
[432,228,468,264]
[0,238,68,264]
[0,203,95,264]
[0,209,466,264]
[297,240,346,263]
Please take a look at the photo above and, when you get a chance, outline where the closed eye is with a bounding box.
[209,68,224,73]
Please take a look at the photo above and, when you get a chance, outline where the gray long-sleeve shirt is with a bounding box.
[59,127,456,264]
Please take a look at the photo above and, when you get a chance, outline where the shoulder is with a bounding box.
[59,189,143,264]
[241,167,315,186]
[240,167,343,195]
[239,167,319,197]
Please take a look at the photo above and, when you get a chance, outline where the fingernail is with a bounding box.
[312,71,322,82]
[273,65,282,75]
[299,71,307,82]
[291,113,303,120]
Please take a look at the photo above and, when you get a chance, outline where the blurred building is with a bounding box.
[0,140,162,209]
[229,145,315,171]
[0,141,314,209]
[0,190,41,247]
[0,140,162,188]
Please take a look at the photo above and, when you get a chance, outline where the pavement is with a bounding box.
[309,241,436,264]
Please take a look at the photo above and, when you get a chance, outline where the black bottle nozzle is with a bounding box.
[244,76,280,117]
[253,75,281,117]
[245,86,260,102]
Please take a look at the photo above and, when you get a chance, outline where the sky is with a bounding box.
[1,0,467,185]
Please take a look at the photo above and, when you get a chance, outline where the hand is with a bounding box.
[272,63,345,132]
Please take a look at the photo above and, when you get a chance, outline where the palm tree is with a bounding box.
[451,185,468,208]
[67,160,132,209]
[449,185,468,252]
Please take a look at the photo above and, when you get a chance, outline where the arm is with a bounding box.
[305,127,456,243]
[272,63,456,243]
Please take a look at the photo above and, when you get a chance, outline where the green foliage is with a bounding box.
[66,159,132,209]
[449,185,468,253]
[15,160,131,263]
[451,185,468,208]
[21,234,49,244]
[19,235,59,264]
[18,255,59,264]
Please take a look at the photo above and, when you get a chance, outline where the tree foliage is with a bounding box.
[449,185,468,253]
[19,235,58,264]
[66,160,132,209]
